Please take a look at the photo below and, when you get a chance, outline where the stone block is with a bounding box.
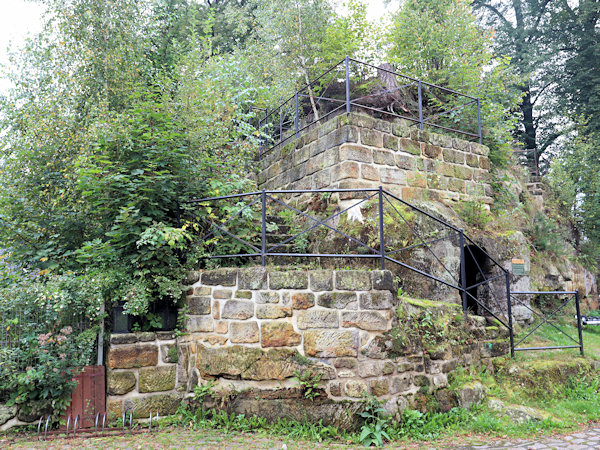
[458,382,487,410]
[239,267,267,290]
[309,270,333,291]
[361,129,383,147]
[297,310,339,329]
[317,292,357,309]
[401,186,425,202]
[442,148,464,164]
[392,122,410,137]
[261,322,301,347]
[107,399,122,421]
[382,134,399,151]
[380,167,406,185]
[339,144,373,163]
[202,268,237,286]
[212,300,220,319]
[213,289,232,299]
[304,330,358,357]
[466,153,479,168]
[222,300,254,320]
[230,321,259,343]
[108,345,158,369]
[332,161,359,181]
[452,138,470,151]
[373,149,395,166]
[123,393,181,419]
[345,380,368,398]
[371,271,394,291]
[448,178,465,193]
[236,290,252,299]
[361,164,380,181]
[329,381,342,397]
[107,370,136,395]
[454,165,474,180]
[370,379,390,396]
[323,147,340,167]
[156,331,175,340]
[306,152,324,176]
[359,291,395,310]
[185,271,201,285]
[333,358,356,369]
[399,138,421,155]
[435,161,455,177]
[357,360,385,378]
[391,375,411,393]
[257,291,280,304]
[187,316,215,333]
[256,304,292,319]
[161,343,178,363]
[139,366,176,393]
[110,334,137,345]
[407,171,427,188]
[479,156,490,170]
[187,296,211,315]
[341,311,389,331]
[335,270,371,290]
[395,153,417,170]
[215,321,228,334]
[383,361,395,375]
[269,271,308,289]
[423,143,442,159]
[291,292,315,309]
[313,170,331,189]
[470,142,489,156]
[410,129,430,142]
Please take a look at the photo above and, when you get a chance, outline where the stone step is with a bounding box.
[529,189,543,196]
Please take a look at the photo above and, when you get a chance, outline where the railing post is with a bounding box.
[378,186,385,270]
[295,92,299,138]
[459,229,467,317]
[505,270,515,358]
[575,290,584,356]
[261,190,267,267]
[476,98,482,144]
[418,80,424,131]
[345,55,351,114]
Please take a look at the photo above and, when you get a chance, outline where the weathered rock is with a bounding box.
[139,366,176,393]
[292,293,315,309]
[202,268,237,286]
[123,393,182,419]
[370,379,390,396]
[213,289,232,299]
[269,271,308,289]
[333,358,357,369]
[488,398,548,423]
[341,311,389,331]
[435,389,458,412]
[457,382,487,410]
[137,332,156,342]
[357,360,386,378]
[0,405,17,426]
[161,344,178,363]
[108,345,158,369]
[317,292,357,309]
[345,380,368,398]
[359,291,395,310]
[261,322,301,347]
[230,321,259,343]
[309,270,333,291]
[235,290,253,299]
[304,330,358,357]
[297,310,339,329]
[107,370,137,395]
[256,304,292,319]
[187,296,211,315]
[239,267,268,290]
[391,374,411,393]
[256,291,280,304]
[186,316,214,333]
[335,270,371,290]
[222,300,254,320]
[371,271,395,291]
[215,321,228,334]
[383,396,408,421]
[110,334,137,345]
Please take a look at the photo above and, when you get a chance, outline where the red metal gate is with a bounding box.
[64,365,106,428]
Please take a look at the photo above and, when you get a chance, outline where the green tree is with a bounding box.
[386,0,521,163]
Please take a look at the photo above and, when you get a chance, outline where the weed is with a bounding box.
[358,395,391,447]
[294,369,323,400]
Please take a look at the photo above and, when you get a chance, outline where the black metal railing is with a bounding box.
[181,186,515,347]
[508,290,584,357]
[257,56,482,159]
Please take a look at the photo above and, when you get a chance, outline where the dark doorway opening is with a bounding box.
[461,244,490,314]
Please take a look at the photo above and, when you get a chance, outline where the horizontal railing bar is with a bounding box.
[422,101,477,124]
[348,58,479,100]
[383,190,461,232]
[200,253,261,259]
[184,192,261,203]
[512,291,577,295]
[297,93,346,104]
[266,253,380,258]
[465,273,506,291]
[266,188,380,194]
[514,345,581,351]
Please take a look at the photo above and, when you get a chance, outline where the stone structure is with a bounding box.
[106,332,182,419]
[258,112,493,205]
[119,267,506,427]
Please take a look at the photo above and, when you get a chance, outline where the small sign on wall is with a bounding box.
[512,258,525,275]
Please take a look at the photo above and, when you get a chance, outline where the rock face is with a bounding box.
[0,405,17,426]
[457,382,487,410]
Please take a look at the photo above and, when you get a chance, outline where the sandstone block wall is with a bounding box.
[106,332,182,419]
[177,267,505,410]
[258,113,493,205]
